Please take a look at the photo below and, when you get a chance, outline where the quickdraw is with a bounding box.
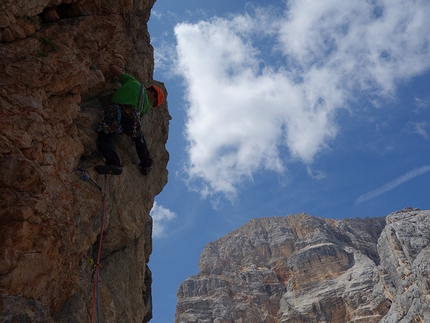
[76,167,104,194]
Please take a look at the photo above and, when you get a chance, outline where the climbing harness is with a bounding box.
[90,174,108,323]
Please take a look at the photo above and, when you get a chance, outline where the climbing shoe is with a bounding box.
[94,165,123,175]
[140,165,152,176]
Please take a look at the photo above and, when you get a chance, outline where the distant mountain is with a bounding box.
[176,208,430,323]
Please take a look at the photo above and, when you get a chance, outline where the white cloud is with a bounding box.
[150,202,177,238]
[414,97,429,113]
[151,10,164,20]
[405,121,430,140]
[278,0,430,95]
[355,165,430,204]
[154,41,177,79]
[171,0,430,198]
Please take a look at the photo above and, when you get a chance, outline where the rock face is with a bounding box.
[176,208,430,323]
[0,1,170,323]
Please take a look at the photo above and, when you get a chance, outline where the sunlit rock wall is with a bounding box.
[0,1,170,322]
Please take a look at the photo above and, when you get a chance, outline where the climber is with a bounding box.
[95,65,164,176]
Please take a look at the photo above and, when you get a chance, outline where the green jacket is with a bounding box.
[111,73,151,117]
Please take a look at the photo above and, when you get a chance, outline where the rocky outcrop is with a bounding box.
[176,208,430,323]
[377,208,430,322]
[0,1,170,323]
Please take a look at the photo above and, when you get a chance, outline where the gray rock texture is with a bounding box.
[377,208,430,323]
[176,208,430,323]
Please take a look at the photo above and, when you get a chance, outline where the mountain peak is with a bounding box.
[176,210,430,323]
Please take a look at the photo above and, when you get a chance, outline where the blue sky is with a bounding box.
[147,0,430,322]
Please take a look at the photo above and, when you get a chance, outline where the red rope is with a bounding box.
[90,174,108,323]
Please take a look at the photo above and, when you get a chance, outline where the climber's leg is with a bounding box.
[97,131,121,167]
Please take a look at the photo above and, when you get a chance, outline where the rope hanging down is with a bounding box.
[90,174,108,323]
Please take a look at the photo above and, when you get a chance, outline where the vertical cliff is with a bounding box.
[0,1,170,322]
[176,208,430,323]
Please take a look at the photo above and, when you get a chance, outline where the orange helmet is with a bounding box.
[149,85,165,108]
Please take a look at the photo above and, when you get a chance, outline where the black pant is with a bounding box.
[97,110,152,168]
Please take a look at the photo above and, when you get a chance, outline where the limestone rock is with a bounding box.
[377,208,430,323]
[42,7,60,22]
[2,27,14,42]
[176,210,430,323]
[16,18,37,36]
[9,23,26,39]
[0,1,169,323]
[0,14,10,28]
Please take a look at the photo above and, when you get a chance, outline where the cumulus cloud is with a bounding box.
[150,202,177,238]
[171,0,430,198]
[355,165,430,204]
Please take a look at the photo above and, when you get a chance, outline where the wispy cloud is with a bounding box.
[355,165,430,204]
[405,121,430,140]
[151,10,164,20]
[154,41,177,78]
[150,202,177,238]
[167,0,430,199]
[414,97,429,114]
